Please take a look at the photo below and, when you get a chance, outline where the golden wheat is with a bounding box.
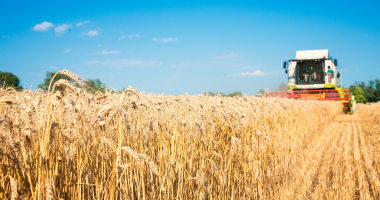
[2,70,379,199]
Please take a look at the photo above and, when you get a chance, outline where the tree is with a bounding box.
[374,79,380,102]
[349,85,366,103]
[257,89,265,96]
[355,81,366,90]
[38,72,109,94]
[277,83,288,91]
[204,91,242,97]
[0,71,23,91]
[204,91,216,96]
[38,71,74,91]
[352,78,380,103]
[84,79,106,94]
[228,91,242,97]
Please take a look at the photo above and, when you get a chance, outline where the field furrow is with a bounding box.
[275,123,339,199]
[290,122,341,199]
[281,111,380,200]
[355,119,380,199]
[309,122,345,199]
[342,120,356,199]
[352,120,372,199]
[328,124,348,198]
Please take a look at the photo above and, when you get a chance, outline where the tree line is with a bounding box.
[1,71,108,94]
[1,71,380,102]
[204,91,243,97]
[349,79,380,103]
[1,70,245,96]
[36,72,109,94]
[0,71,23,91]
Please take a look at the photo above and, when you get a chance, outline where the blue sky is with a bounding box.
[1,0,380,95]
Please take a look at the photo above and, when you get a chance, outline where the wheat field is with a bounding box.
[0,70,379,199]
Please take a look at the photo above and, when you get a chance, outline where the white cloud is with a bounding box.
[76,20,89,27]
[231,70,269,76]
[33,21,54,32]
[54,24,71,36]
[63,49,72,53]
[84,61,100,66]
[85,30,99,36]
[2,36,10,38]
[105,59,161,67]
[152,37,178,43]
[93,50,121,55]
[119,34,140,40]
[211,53,245,60]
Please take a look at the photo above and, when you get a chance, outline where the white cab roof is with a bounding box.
[296,49,328,59]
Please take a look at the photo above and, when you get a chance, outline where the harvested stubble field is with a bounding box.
[0,71,379,200]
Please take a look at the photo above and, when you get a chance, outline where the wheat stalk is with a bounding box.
[3,69,369,199]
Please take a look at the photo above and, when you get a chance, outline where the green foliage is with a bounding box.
[351,78,380,103]
[257,89,265,96]
[38,72,110,94]
[227,91,242,97]
[204,91,215,96]
[349,86,366,103]
[38,71,73,91]
[277,83,288,91]
[0,71,23,91]
[84,79,107,94]
[204,91,242,97]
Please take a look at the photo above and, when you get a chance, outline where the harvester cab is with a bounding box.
[266,49,355,114]
[284,49,338,90]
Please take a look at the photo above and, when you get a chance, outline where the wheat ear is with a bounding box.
[139,153,160,176]
[121,146,141,165]
[8,176,18,200]
[102,137,115,149]
[45,180,55,200]
[53,79,79,93]
[59,70,85,86]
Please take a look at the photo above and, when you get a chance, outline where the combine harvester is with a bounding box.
[266,49,356,113]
